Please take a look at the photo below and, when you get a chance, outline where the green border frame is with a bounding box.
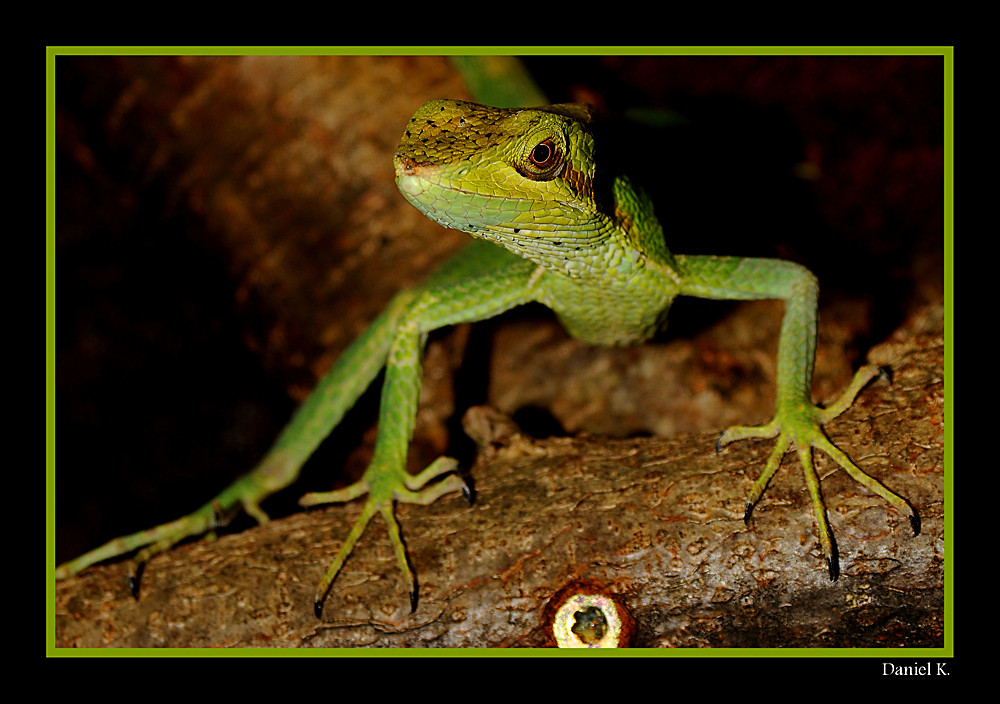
[45,47,954,658]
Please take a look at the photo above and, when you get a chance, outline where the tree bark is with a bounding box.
[54,302,944,647]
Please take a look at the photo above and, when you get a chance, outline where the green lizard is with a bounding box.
[56,98,919,617]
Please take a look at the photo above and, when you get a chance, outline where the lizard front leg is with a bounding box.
[677,254,919,579]
[298,300,467,617]
[301,252,539,617]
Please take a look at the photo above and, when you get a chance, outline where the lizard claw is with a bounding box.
[827,538,840,581]
[127,562,144,599]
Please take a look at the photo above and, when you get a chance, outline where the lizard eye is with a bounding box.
[529,140,557,168]
[519,138,564,180]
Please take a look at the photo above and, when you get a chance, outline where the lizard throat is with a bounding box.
[396,171,616,277]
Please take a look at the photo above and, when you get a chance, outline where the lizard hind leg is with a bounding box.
[54,467,282,593]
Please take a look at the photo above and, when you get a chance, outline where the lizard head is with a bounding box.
[394,100,615,267]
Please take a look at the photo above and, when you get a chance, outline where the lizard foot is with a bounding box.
[716,364,919,580]
[300,456,469,617]
[54,471,275,594]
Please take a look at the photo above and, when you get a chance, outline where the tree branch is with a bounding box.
[55,303,944,647]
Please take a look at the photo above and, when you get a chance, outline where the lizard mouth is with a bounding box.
[392,154,427,177]
[394,161,498,207]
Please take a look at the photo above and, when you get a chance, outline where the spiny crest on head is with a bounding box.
[400,100,596,168]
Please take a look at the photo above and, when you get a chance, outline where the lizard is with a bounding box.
[56,98,920,618]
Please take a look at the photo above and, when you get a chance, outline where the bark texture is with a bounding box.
[55,302,944,647]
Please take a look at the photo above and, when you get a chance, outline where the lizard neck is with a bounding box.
[518,173,677,285]
[609,174,677,275]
